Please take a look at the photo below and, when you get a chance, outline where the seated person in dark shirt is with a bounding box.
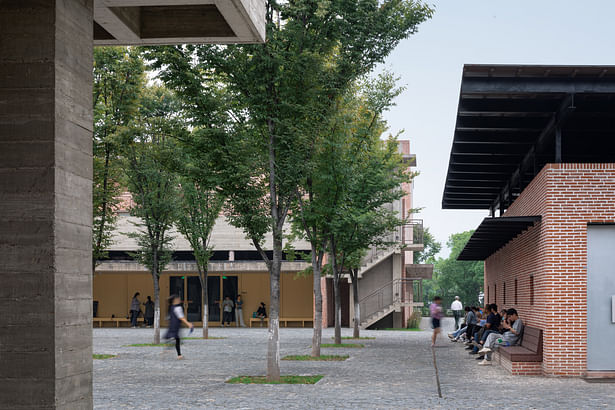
[470,304,501,353]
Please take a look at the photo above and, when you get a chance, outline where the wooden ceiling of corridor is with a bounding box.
[94,0,265,45]
[442,64,615,211]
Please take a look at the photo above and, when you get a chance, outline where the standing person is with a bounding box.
[129,292,141,328]
[165,294,193,359]
[222,296,234,327]
[235,295,246,327]
[430,296,443,347]
[143,296,154,327]
[451,296,463,330]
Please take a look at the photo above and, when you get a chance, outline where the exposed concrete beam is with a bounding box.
[93,0,266,45]
[94,3,140,42]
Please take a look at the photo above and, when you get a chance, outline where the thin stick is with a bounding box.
[431,346,443,398]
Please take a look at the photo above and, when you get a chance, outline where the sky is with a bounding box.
[378,0,615,255]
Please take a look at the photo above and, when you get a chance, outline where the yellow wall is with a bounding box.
[94,271,314,325]
[281,272,313,318]
[93,272,153,318]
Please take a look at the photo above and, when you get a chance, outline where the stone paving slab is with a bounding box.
[93,319,615,409]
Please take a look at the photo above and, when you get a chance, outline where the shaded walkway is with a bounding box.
[94,320,614,409]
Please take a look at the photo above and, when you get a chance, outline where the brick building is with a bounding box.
[442,65,615,378]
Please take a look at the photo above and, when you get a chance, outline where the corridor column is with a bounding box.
[0,1,93,408]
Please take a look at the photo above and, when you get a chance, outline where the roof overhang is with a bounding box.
[442,64,615,212]
[457,216,541,261]
[94,0,266,45]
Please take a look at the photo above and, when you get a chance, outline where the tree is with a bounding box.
[121,87,182,344]
[425,231,483,309]
[92,47,145,270]
[329,134,411,342]
[146,0,432,380]
[176,180,224,339]
[413,227,441,264]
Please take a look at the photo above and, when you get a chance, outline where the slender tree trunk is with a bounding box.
[93,143,112,272]
[200,264,209,339]
[351,270,360,339]
[153,271,161,344]
[330,240,342,345]
[267,231,283,381]
[311,249,323,357]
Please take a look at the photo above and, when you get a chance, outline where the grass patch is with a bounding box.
[93,354,116,360]
[333,336,375,340]
[321,343,364,348]
[183,336,226,340]
[123,343,176,347]
[282,355,349,361]
[226,375,323,384]
[383,328,422,331]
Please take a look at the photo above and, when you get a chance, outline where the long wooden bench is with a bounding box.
[249,317,313,328]
[93,317,145,328]
[499,326,543,362]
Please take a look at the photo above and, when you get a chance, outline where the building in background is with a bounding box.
[321,139,433,330]
[442,65,615,378]
[94,194,312,327]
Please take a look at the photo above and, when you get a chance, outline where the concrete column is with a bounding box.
[0,1,93,408]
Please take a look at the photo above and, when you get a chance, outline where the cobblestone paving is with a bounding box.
[94,319,615,409]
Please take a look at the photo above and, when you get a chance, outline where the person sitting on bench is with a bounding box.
[478,308,524,365]
[256,302,267,326]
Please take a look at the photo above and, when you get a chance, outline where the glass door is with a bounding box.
[186,276,202,322]
[222,276,238,324]
[207,276,221,323]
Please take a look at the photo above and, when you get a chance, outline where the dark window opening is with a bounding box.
[514,279,518,305]
[530,276,534,305]
[503,282,506,306]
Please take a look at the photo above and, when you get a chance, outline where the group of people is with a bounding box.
[447,303,524,365]
[129,292,155,328]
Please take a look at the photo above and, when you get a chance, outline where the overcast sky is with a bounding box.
[378,0,615,255]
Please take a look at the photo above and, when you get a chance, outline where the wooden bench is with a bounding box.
[93,317,144,328]
[280,318,314,328]
[499,326,543,362]
[249,317,314,328]
[249,317,268,327]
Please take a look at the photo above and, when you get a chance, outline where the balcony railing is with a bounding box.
[360,219,424,269]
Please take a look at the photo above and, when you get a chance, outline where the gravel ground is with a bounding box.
[93,318,615,409]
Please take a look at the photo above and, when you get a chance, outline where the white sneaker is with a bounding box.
[479,347,491,354]
[478,359,492,366]
[447,333,454,340]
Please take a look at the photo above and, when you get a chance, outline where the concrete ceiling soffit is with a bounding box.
[94,0,265,45]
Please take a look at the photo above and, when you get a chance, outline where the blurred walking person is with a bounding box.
[165,294,193,359]
[430,296,443,347]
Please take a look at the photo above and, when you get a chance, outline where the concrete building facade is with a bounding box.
[0,1,265,408]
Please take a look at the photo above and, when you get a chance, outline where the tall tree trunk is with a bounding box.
[351,270,360,339]
[311,249,323,357]
[153,251,161,344]
[93,143,112,272]
[330,240,342,345]
[267,231,282,381]
[153,271,161,344]
[199,263,209,339]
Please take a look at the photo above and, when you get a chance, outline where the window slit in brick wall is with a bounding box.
[530,276,534,305]
[514,279,518,305]
[494,284,497,305]
[486,286,489,304]
[503,282,506,305]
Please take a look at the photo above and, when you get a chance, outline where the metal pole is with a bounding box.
[431,346,443,398]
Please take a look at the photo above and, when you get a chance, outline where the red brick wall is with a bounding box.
[485,163,615,376]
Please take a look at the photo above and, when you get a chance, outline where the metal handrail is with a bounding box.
[358,278,416,322]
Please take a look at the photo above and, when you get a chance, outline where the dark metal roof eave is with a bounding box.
[457,216,541,261]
